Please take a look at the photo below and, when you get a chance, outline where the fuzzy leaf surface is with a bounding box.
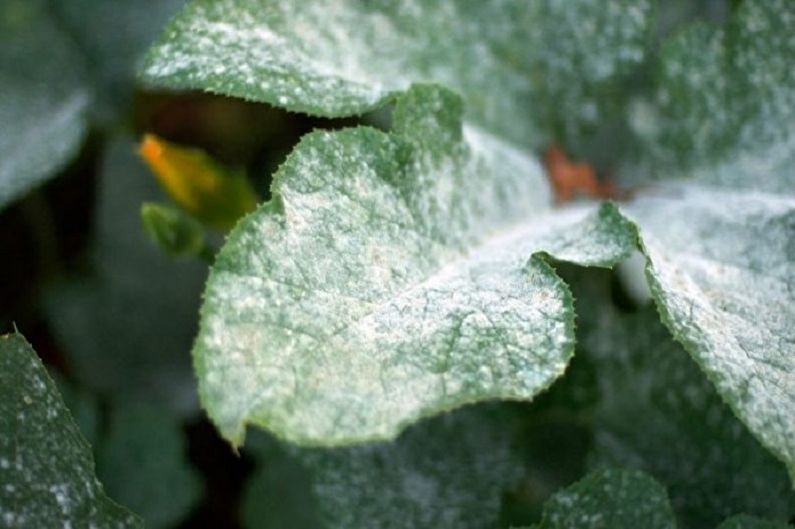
[625,0,795,193]
[561,270,794,528]
[194,85,637,445]
[0,333,141,529]
[140,0,652,147]
[624,183,795,483]
[528,468,677,529]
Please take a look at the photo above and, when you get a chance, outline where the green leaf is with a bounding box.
[140,0,653,147]
[44,136,207,416]
[0,333,141,529]
[528,468,677,529]
[141,202,208,259]
[97,404,202,529]
[193,84,637,446]
[49,0,184,121]
[717,515,794,529]
[244,403,529,529]
[623,182,795,484]
[0,0,90,209]
[626,0,795,193]
[560,269,794,528]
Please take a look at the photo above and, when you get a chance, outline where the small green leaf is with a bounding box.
[140,0,652,148]
[141,202,208,259]
[528,468,677,529]
[194,84,637,446]
[0,333,141,529]
[97,404,202,529]
[0,0,90,209]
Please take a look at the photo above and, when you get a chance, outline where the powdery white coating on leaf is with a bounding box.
[530,468,677,529]
[625,0,795,192]
[573,287,794,528]
[194,85,637,446]
[0,333,141,529]
[140,0,652,147]
[0,0,91,209]
[298,405,527,529]
[625,183,795,483]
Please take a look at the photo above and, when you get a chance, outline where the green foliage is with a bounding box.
[0,0,90,209]
[528,468,677,529]
[0,333,141,528]
[1,0,795,528]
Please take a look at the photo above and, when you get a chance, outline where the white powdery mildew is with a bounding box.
[142,0,652,147]
[0,335,140,528]
[627,183,795,480]
[195,89,638,444]
[302,405,525,529]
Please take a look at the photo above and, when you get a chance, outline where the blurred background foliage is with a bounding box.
[2,0,792,528]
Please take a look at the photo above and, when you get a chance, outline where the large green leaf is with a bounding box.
[0,0,90,209]
[193,84,637,446]
[625,0,795,192]
[0,333,141,529]
[142,0,795,483]
[527,468,677,529]
[623,183,795,483]
[244,403,529,529]
[559,269,793,528]
[140,0,652,148]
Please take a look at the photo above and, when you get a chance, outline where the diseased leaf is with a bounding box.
[559,268,794,528]
[194,84,637,446]
[0,333,141,529]
[140,0,652,148]
[623,183,795,484]
[528,468,677,529]
[244,404,528,529]
[44,136,206,416]
[97,404,202,529]
[625,0,795,193]
[0,0,90,209]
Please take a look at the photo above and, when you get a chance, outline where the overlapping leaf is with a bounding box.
[625,0,795,192]
[193,84,637,445]
[141,0,653,148]
[244,404,529,529]
[142,0,795,492]
[0,333,140,528]
[558,269,794,528]
[623,183,795,483]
